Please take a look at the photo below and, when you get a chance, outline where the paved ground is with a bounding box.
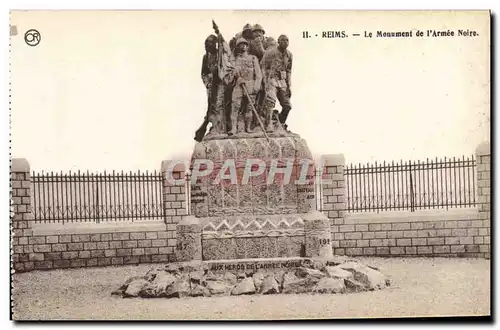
[12,257,490,320]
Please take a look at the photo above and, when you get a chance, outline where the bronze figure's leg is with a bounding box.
[264,84,277,132]
[229,86,243,136]
[277,87,291,124]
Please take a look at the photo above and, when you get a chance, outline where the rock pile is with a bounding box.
[112,258,391,298]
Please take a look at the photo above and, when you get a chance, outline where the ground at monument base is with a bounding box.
[12,257,490,320]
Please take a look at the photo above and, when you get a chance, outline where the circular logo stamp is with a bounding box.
[24,29,41,46]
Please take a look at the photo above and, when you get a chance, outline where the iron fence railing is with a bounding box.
[344,155,477,213]
[32,170,164,223]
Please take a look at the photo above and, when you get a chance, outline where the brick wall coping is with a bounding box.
[344,208,478,225]
[31,220,166,236]
[476,141,490,156]
[11,158,30,172]
[322,154,345,166]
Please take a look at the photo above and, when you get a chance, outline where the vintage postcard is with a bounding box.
[10,10,490,320]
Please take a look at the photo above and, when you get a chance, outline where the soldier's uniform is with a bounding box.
[228,38,263,135]
[260,44,293,128]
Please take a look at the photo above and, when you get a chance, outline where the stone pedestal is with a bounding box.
[176,216,202,262]
[190,133,318,260]
[303,211,333,259]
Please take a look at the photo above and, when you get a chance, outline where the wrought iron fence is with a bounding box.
[32,170,164,223]
[344,156,477,213]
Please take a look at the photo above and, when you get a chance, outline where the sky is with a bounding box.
[10,10,490,172]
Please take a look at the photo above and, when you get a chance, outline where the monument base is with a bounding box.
[113,256,391,298]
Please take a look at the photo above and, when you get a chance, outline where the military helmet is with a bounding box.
[235,37,249,46]
[242,23,253,32]
[266,37,277,47]
[252,23,265,34]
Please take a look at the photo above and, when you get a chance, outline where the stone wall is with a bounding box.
[321,142,491,258]
[10,159,184,273]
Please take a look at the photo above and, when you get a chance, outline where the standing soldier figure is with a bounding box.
[261,34,293,131]
[228,37,263,135]
[195,35,220,142]
[229,23,254,51]
[249,23,269,61]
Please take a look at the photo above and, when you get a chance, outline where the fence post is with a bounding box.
[475,142,490,258]
[161,160,188,260]
[320,154,346,225]
[11,158,35,272]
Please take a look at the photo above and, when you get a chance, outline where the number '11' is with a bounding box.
[302,31,310,38]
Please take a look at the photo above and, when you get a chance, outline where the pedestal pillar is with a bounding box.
[175,215,202,262]
[303,211,333,259]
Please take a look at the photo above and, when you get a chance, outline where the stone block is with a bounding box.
[62,251,79,259]
[101,233,112,241]
[123,240,139,248]
[339,225,354,232]
[374,231,387,239]
[116,248,132,257]
[355,224,368,232]
[105,249,117,257]
[29,236,46,245]
[145,247,159,255]
[345,248,363,256]
[356,239,369,247]
[83,242,98,250]
[387,231,404,238]
[113,233,130,241]
[368,224,381,231]
[403,231,418,238]
[362,247,376,255]
[411,222,424,230]
[138,240,152,248]
[33,244,51,253]
[369,239,383,247]
[433,246,450,254]
[451,245,465,253]
[411,238,427,246]
[417,246,432,254]
[151,239,167,247]
[405,246,417,255]
[339,240,356,248]
[53,259,71,268]
[465,245,479,253]
[376,247,389,255]
[97,241,109,250]
[79,251,91,259]
[72,234,90,243]
[459,237,474,245]
[46,236,58,244]
[397,238,411,246]
[345,232,362,240]
[98,258,112,266]
[59,235,72,243]
[90,234,101,242]
[112,257,124,265]
[146,232,158,239]
[109,241,122,249]
[427,237,444,245]
[390,247,405,255]
[91,250,105,258]
[86,258,98,267]
[392,223,410,231]
[67,243,83,251]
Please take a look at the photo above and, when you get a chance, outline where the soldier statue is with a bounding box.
[195,34,219,142]
[260,34,293,130]
[229,23,254,52]
[227,37,263,135]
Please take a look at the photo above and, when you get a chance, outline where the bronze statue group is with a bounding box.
[195,21,293,142]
